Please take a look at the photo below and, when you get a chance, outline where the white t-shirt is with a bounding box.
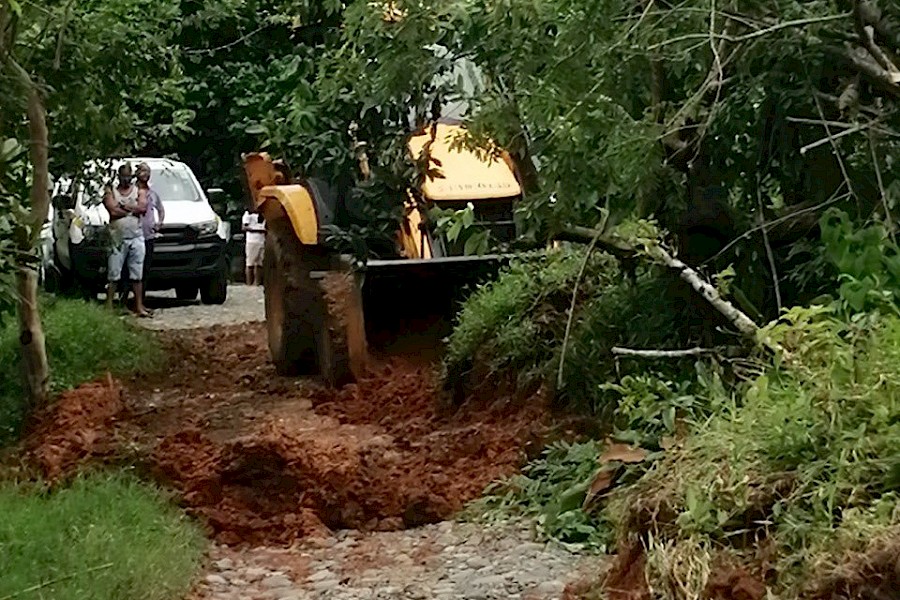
[242,211,265,245]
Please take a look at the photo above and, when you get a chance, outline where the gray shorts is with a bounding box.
[108,237,145,282]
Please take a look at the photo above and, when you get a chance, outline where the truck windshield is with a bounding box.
[150,167,201,202]
[72,164,202,206]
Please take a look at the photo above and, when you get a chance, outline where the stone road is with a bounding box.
[194,520,604,600]
[140,284,264,330]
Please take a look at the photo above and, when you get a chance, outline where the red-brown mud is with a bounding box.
[24,373,123,480]
[22,323,553,546]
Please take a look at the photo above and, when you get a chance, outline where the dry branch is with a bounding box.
[0,563,114,600]
[611,346,718,357]
[827,45,900,97]
[557,226,760,339]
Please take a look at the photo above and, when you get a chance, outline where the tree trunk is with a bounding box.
[14,66,51,406]
[16,267,49,407]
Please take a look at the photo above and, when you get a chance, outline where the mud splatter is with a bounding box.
[24,374,122,480]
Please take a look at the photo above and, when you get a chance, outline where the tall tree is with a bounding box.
[0,0,182,405]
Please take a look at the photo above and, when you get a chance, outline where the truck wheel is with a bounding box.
[200,265,227,305]
[264,213,364,384]
[264,215,320,375]
[175,284,199,301]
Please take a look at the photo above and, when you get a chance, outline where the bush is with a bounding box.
[443,246,702,412]
[607,306,900,596]
[0,472,205,600]
[466,440,615,551]
[0,296,164,443]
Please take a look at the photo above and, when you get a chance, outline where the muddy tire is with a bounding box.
[264,215,319,376]
[317,270,365,387]
[263,212,364,384]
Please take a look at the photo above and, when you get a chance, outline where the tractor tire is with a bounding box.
[264,215,319,376]
[263,213,362,385]
[316,270,365,387]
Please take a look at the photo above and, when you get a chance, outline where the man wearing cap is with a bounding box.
[136,162,165,302]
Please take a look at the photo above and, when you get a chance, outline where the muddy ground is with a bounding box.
[24,322,557,546]
[15,295,610,599]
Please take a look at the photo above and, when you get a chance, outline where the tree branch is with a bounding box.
[611,346,725,358]
[557,213,609,389]
[647,13,851,50]
[557,226,760,338]
[852,0,900,79]
[826,45,900,97]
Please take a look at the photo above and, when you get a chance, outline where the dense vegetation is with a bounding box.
[459,210,900,597]
[1,0,899,597]
[2,0,899,381]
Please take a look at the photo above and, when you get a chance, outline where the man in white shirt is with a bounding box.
[242,209,266,285]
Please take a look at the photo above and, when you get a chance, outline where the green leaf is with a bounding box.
[461,204,475,227]
[447,220,463,243]
[244,124,267,135]
[463,230,489,256]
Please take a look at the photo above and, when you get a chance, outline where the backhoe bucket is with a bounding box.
[339,255,509,367]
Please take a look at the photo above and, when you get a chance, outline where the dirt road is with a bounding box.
[23,286,605,600]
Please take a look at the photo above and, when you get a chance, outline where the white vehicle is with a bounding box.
[47,157,231,303]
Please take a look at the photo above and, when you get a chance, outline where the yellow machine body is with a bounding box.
[241,123,521,259]
[243,152,320,245]
[406,123,522,203]
[243,125,522,385]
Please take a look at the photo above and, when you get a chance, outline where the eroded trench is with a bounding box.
[22,323,554,547]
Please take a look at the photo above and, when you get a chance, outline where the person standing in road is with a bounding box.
[136,162,165,302]
[242,208,265,285]
[104,163,152,317]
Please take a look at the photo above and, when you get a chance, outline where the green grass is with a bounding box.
[607,306,900,596]
[0,472,205,600]
[472,305,900,597]
[0,295,164,443]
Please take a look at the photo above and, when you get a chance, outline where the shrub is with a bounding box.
[477,306,900,596]
[0,296,164,443]
[443,246,698,412]
[0,472,205,600]
[607,306,900,596]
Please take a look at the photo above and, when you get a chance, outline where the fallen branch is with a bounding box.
[853,0,900,78]
[826,45,900,97]
[799,121,873,155]
[557,225,760,338]
[869,129,895,243]
[645,242,760,337]
[611,346,717,357]
[0,563,114,600]
[557,213,609,389]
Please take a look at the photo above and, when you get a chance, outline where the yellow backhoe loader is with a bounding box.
[242,121,523,385]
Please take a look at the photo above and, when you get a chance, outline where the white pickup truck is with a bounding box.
[46,157,231,303]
